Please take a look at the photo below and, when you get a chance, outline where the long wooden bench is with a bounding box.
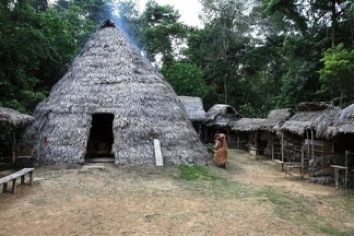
[0,168,34,194]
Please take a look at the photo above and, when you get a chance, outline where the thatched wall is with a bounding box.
[0,107,34,127]
[20,20,210,165]
[178,96,207,122]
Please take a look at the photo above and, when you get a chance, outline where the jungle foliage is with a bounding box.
[1,0,354,117]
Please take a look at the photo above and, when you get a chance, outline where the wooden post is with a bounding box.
[29,171,33,186]
[11,179,16,194]
[12,129,16,163]
[237,135,240,149]
[3,182,8,193]
[334,167,339,188]
[345,151,349,189]
[281,132,284,163]
[272,138,274,161]
[311,130,315,159]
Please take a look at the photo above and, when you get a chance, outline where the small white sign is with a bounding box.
[154,139,163,166]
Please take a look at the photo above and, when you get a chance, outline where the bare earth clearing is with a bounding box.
[1,149,354,236]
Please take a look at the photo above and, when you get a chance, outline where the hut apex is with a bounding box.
[20,20,210,165]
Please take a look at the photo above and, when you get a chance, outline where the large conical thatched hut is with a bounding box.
[20,20,210,165]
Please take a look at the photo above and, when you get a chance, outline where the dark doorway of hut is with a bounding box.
[85,113,114,163]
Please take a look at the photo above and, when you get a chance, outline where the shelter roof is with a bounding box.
[280,103,340,136]
[178,96,207,122]
[323,104,354,137]
[0,107,34,127]
[232,118,266,132]
[262,108,294,131]
[205,104,242,127]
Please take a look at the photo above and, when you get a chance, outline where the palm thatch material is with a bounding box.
[264,108,294,132]
[0,107,34,127]
[20,20,210,165]
[205,104,242,128]
[324,104,354,138]
[178,96,207,122]
[280,103,340,136]
[232,118,266,132]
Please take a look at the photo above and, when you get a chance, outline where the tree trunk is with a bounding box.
[331,0,337,47]
[224,73,228,104]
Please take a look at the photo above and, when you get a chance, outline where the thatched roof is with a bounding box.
[280,103,340,136]
[204,104,242,128]
[20,20,210,165]
[232,118,266,132]
[178,96,207,122]
[231,108,293,132]
[0,107,34,127]
[262,108,294,132]
[323,104,354,137]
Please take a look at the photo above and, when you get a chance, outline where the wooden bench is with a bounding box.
[284,164,306,179]
[0,168,34,194]
[274,159,284,170]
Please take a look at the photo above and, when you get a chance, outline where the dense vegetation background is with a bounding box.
[1,0,354,117]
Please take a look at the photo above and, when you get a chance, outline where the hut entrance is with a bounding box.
[86,113,114,160]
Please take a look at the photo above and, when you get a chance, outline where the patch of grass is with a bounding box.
[315,224,351,236]
[257,186,290,206]
[178,165,222,181]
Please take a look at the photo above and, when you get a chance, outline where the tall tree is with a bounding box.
[261,0,354,46]
[319,44,354,106]
[184,0,257,111]
[140,0,187,67]
[0,0,100,112]
[160,62,208,98]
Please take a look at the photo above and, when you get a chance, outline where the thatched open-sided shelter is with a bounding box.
[232,108,294,157]
[279,102,341,184]
[321,104,354,188]
[0,107,34,164]
[0,107,34,127]
[20,20,210,166]
[232,118,265,153]
[178,96,207,136]
[261,108,295,160]
[203,104,242,146]
[280,103,340,137]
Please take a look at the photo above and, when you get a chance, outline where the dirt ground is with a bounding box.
[1,149,353,236]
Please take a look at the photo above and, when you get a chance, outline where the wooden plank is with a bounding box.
[0,168,34,185]
[274,160,284,164]
[0,168,34,193]
[154,139,163,166]
[330,165,349,170]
